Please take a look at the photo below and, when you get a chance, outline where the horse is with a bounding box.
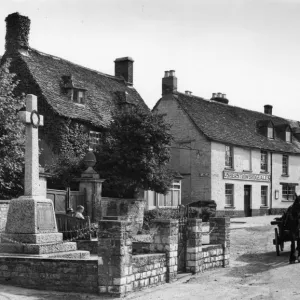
[281,193,300,263]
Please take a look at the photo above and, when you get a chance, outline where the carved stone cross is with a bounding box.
[18,94,44,196]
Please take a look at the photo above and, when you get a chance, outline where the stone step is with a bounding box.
[46,250,90,259]
[0,241,78,255]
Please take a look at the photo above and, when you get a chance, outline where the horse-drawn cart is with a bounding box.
[271,218,289,256]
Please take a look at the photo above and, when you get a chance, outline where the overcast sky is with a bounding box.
[1,0,300,120]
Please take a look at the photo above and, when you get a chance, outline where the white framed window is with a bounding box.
[73,89,85,104]
[267,126,274,139]
[282,184,295,201]
[286,128,292,143]
[225,184,234,206]
[282,155,289,175]
[261,150,268,172]
[89,131,101,150]
[261,186,268,206]
[225,145,233,169]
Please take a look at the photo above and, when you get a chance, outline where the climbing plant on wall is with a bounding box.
[0,60,25,199]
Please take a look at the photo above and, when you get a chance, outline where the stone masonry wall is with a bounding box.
[100,197,145,234]
[0,257,98,293]
[132,254,167,290]
[0,200,9,232]
[202,244,225,270]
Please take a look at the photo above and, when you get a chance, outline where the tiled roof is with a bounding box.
[13,48,148,127]
[174,92,300,154]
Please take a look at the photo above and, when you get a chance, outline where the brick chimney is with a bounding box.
[114,57,134,85]
[5,12,30,53]
[264,105,273,115]
[162,70,177,96]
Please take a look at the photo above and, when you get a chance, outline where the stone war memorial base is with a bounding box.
[0,196,89,258]
[0,217,230,297]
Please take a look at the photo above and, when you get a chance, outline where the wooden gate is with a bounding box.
[47,188,87,214]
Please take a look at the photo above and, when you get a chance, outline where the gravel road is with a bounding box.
[1,223,299,300]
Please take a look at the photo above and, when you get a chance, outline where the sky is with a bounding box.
[1,0,300,120]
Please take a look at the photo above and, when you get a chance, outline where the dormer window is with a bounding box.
[267,125,274,139]
[73,89,85,105]
[286,127,292,143]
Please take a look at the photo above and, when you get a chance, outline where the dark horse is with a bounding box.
[281,193,300,263]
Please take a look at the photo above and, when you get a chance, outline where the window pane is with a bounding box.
[158,194,165,206]
[225,184,234,206]
[268,127,274,138]
[261,186,268,206]
[165,192,172,206]
[282,155,289,175]
[261,151,268,172]
[147,191,155,206]
[172,190,179,206]
[282,184,295,200]
[286,131,291,142]
[225,146,233,168]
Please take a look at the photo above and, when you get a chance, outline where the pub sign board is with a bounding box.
[223,170,270,182]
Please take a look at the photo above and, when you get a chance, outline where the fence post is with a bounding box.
[186,218,203,274]
[97,220,133,297]
[150,219,178,282]
[209,217,230,267]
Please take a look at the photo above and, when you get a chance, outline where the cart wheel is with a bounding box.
[275,228,280,256]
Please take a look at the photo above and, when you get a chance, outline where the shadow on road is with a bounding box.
[228,250,292,278]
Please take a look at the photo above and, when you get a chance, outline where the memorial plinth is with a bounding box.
[0,95,88,257]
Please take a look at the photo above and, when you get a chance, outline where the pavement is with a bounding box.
[230,215,281,230]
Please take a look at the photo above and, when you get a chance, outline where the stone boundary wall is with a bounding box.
[202,244,228,270]
[76,240,98,254]
[0,257,98,293]
[0,200,10,232]
[132,253,167,290]
[100,197,145,234]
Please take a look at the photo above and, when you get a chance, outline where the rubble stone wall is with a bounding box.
[0,200,9,232]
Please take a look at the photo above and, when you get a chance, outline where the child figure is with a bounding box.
[75,205,85,220]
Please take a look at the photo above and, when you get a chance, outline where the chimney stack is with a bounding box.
[211,92,229,104]
[5,12,30,53]
[114,57,134,85]
[264,104,273,115]
[162,70,177,96]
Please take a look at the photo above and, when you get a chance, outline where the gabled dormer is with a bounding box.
[61,75,86,105]
[292,127,300,141]
[274,124,292,143]
[256,120,274,139]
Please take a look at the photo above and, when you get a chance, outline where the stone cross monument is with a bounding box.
[0,94,79,255]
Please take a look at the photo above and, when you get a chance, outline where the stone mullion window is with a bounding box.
[282,155,289,175]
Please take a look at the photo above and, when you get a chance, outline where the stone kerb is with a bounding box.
[186,218,203,274]
[97,220,133,297]
[209,217,230,267]
[150,219,178,282]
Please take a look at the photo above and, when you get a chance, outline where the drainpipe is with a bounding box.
[270,152,273,214]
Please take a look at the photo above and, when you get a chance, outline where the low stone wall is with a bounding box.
[0,200,9,232]
[0,257,98,293]
[100,197,145,234]
[132,254,167,290]
[202,244,227,270]
[76,240,98,254]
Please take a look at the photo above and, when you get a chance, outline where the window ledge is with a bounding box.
[74,102,85,107]
[260,171,269,174]
[260,206,269,208]
[281,174,289,177]
[243,170,252,173]
[225,168,235,171]
[224,206,235,209]
[281,200,294,202]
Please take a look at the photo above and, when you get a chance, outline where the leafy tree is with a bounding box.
[94,107,173,198]
[0,60,25,199]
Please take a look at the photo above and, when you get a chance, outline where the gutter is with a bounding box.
[270,152,273,212]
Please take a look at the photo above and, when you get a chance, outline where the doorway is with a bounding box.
[244,185,252,217]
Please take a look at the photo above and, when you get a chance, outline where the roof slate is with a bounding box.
[174,92,300,154]
[15,48,148,127]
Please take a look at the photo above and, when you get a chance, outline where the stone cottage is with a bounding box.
[153,70,300,217]
[0,12,148,168]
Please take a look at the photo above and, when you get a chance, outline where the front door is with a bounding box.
[244,185,252,217]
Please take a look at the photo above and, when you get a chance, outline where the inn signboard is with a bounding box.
[223,170,270,182]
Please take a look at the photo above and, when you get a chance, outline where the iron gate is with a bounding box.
[177,205,188,273]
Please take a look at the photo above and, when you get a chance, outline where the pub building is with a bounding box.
[152,70,300,217]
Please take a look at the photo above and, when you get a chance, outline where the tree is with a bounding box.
[94,107,173,198]
[0,60,25,199]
